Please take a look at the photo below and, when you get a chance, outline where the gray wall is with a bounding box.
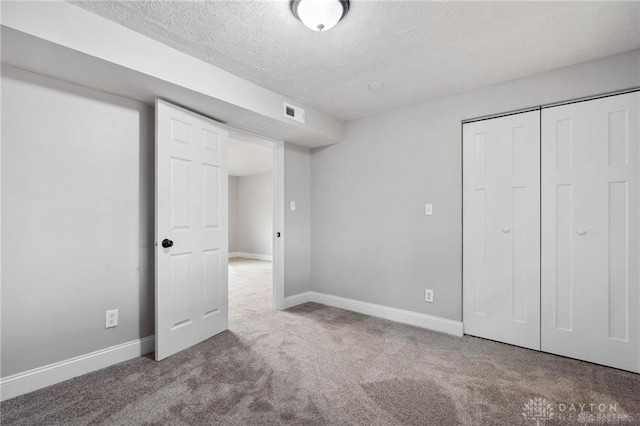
[228,176,239,253]
[284,144,311,297]
[237,172,273,256]
[1,67,155,377]
[311,49,640,322]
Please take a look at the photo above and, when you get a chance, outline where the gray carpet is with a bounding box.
[2,258,639,425]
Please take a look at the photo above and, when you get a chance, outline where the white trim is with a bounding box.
[0,336,155,402]
[283,291,313,309]
[272,140,285,311]
[228,252,273,262]
[284,292,464,337]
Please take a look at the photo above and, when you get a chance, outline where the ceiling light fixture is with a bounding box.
[369,82,383,91]
[291,0,350,32]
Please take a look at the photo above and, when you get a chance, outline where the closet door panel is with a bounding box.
[541,92,639,373]
[463,111,541,350]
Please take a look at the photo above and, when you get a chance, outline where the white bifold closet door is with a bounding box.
[541,92,639,372]
[463,111,541,350]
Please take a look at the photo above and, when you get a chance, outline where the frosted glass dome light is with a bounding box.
[291,0,350,32]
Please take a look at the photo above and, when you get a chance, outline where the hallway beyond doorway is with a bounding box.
[229,258,272,331]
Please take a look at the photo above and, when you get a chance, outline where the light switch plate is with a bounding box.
[425,204,433,216]
[290,201,296,211]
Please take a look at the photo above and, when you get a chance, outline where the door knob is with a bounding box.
[577,230,586,236]
[162,239,174,248]
[277,232,281,238]
[502,227,510,234]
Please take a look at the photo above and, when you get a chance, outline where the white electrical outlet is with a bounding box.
[425,289,434,303]
[106,309,118,328]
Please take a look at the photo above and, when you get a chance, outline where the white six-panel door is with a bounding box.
[463,111,541,350]
[155,100,229,361]
[541,92,639,372]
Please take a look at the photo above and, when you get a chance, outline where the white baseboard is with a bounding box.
[229,252,273,261]
[284,291,463,337]
[2,294,461,401]
[283,291,313,309]
[0,335,155,401]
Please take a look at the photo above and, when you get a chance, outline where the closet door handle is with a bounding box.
[501,227,510,234]
[577,230,586,236]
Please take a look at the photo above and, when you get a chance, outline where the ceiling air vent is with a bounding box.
[283,102,305,124]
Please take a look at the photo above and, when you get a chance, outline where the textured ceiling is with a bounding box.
[72,1,640,121]
[228,135,273,177]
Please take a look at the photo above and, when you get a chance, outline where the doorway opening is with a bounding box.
[227,130,284,325]
[155,100,285,360]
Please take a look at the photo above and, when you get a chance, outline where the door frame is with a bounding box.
[273,140,285,311]
[225,127,285,311]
